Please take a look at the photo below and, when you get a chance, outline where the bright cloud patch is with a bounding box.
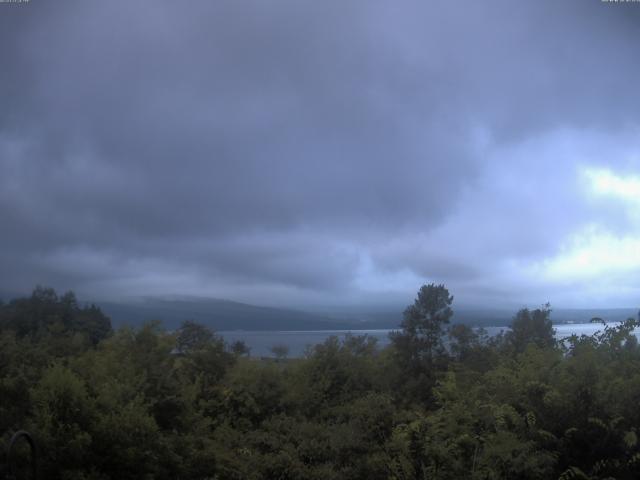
[535,168,640,283]
[539,228,640,281]
[584,168,640,204]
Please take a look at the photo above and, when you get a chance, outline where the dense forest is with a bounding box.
[1,285,640,480]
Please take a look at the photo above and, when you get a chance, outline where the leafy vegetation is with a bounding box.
[1,285,640,479]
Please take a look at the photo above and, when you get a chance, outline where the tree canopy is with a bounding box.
[1,285,640,480]
[507,303,556,353]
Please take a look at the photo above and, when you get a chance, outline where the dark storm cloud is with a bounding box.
[1,0,640,306]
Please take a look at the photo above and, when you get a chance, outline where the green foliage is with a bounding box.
[390,283,454,403]
[0,286,112,348]
[30,365,93,478]
[2,286,640,479]
[391,283,454,364]
[176,320,214,353]
[507,304,556,354]
[270,343,290,360]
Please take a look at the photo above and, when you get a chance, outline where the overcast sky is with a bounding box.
[1,0,640,310]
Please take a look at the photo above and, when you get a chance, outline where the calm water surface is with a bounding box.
[219,322,633,357]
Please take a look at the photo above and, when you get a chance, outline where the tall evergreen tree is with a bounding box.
[390,283,453,402]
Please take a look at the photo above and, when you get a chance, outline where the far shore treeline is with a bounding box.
[2,285,640,479]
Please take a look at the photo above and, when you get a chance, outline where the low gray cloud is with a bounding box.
[1,0,640,308]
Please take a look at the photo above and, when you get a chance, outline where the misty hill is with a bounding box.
[93,296,640,332]
[96,296,356,331]
[97,300,516,331]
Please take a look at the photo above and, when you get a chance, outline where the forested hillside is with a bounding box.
[2,285,640,479]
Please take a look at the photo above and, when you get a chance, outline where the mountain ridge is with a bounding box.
[91,295,640,332]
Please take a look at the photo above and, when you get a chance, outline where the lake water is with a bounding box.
[219,322,630,357]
